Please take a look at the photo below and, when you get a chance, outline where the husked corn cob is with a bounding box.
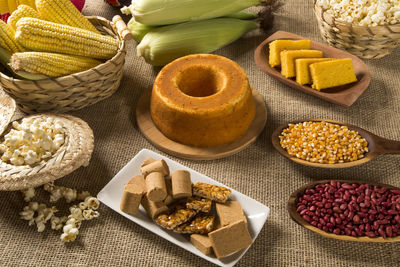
[7,0,36,13]
[0,0,8,13]
[7,4,39,30]
[0,20,24,52]
[15,18,119,59]
[36,0,99,33]
[10,52,101,77]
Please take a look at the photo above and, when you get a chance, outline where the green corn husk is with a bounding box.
[225,10,257,20]
[127,18,155,43]
[122,0,262,26]
[128,10,257,43]
[136,18,258,66]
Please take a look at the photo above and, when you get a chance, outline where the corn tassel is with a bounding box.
[122,0,262,26]
[136,17,258,66]
[15,17,119,59]
[0,20,24,52]
[36,0,99,33]
[10,52,101,77]
[7,4,39,30]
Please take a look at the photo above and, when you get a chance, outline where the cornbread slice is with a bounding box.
[269,40,311,67]
[295,58,333,85]
[281,50,323,78]
[310,58,357,91]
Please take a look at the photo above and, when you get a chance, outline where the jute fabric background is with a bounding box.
[1,0,399,266]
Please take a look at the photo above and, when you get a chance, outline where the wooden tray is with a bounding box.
[254,31,371,107]
[136,88,267,160]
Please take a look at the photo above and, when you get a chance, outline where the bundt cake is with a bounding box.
[150,54,256,147]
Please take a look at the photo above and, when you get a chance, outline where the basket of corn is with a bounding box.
[313,0,400,59]
[0,0,131,113]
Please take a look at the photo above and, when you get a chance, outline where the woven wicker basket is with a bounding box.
[313,1,400,59]
[0,15,131,114]
[0,113,94,191]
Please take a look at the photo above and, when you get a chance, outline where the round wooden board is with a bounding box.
[136,88,267,160]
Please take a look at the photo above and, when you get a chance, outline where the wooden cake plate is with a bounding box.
[136,88,267,160]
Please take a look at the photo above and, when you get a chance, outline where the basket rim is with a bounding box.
[0,114,94,191]
[0,15,126,83]
[313,1,400,30]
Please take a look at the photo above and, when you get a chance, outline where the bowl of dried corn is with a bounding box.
[0,0,131,113]
[313,0,400,59]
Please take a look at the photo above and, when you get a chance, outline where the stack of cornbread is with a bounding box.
[269,39,357,90]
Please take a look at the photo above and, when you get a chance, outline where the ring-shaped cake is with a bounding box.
[150,54,256,147]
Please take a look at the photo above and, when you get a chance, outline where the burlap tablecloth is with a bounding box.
[1,0,399,266]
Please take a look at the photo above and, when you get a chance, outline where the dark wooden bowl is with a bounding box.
[254,31,371,107]
[288,179,400,242]
[271,119,400,168]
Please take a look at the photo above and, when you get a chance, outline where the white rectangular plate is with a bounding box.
[97,149,270,266]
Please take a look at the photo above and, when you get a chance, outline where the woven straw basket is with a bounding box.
[0,15,131,114]
[0,110,94,191]
[313,1,400,59]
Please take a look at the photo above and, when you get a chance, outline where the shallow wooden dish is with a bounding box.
[271,119,400,168]
[136,88,267,160]
[288,179,400,242]
[254,31,371,107]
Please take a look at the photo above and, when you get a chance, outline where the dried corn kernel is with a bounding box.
[279,121,368,164]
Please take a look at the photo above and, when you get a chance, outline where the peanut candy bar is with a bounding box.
[173,214,215,234]
[155,204,197,230]
[192,182,231,203]
[186,197,212,213]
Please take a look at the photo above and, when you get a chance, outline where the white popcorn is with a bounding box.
[317,0,400,26]
[77,191,91,201]
[82,209,99,220]
[63,188,77,203]
[65,217,82,229]
[0,117,65,166]
[60,232,78,242]
[21,187,35,202]
[51,216,67,231]
[85,197,100,211]
[79,201,88,210]
[19,207,34,221]
[44,183,77,203]
[69,206,84,221]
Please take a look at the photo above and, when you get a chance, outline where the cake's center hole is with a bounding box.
[176,66,225,97]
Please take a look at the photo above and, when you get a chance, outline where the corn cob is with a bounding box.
[15,17,119,59]
[137,17,258,66]
[122,0,262,26]
[0,19,24,52]
[0,0,8,13]
[10,52,101,77]
[127,18,155,43]
[7,4,39,30]
[36,0,99,33]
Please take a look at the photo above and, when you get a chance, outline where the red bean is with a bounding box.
[386,226,393,237]
[297,181,400,239]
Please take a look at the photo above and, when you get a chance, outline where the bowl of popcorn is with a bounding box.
[314,0,400,59]
[0,111,94,191]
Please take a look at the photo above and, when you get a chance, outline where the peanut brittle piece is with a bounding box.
[192,182,231,203]
[155,204,197,230]
[173,214,215,234]
[186,197,212,213]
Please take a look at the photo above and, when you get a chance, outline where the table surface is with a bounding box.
[1,0,399,266]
